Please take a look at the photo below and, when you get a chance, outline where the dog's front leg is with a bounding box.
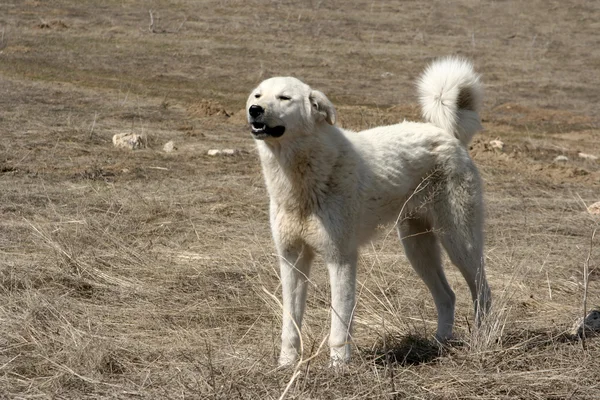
[278,245,314,367]
[326,253,357,366]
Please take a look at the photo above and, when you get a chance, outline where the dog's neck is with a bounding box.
[255,127,342,213]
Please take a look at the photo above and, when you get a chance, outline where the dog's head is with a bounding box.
[246,77,336,140]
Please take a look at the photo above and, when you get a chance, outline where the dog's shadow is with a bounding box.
[362,333,449,366]
[363,329,584,367]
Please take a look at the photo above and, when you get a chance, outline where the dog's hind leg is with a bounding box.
[433,179,492,326]
[438,226,491,327]
[399,218,456,340]
[278,245,314,367]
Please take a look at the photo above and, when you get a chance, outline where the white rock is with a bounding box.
[489,139,504,151]
[553,155,569,163]
[207,148,241,156]
[163,140,176,153]
[588,201,600,216]
[112,132,145,150]
[570,309,600,337]
[578,152,598,161]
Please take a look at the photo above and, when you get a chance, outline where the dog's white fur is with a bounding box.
[246,57,492,366]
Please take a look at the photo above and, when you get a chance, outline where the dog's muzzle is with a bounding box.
[248,105,285,139]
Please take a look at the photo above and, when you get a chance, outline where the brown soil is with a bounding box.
[188,99,231,118]
[0,1,599,399]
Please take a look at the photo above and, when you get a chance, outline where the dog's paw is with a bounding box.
[328,358,349,369]
[329,345,351,368]
[278,352,299,368]
[434,332,453,344]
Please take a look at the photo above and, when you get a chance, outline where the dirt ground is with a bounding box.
[1,0,599,399]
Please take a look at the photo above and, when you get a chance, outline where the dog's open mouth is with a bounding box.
[251,122,285,138]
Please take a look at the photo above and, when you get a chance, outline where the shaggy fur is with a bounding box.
[246,57,492,366]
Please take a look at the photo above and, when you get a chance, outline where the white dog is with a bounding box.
[246,57,492,366]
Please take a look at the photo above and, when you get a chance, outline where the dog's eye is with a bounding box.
[278,95,291,101]
[254,94,261,99]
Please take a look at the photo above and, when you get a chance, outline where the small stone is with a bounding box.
[570,309,600,338]
[207,148,243,156]
[578,152,598,161]
[553,155,569,163]
[588,201,600,216]
[489,139,504,151]
[163,140,176,153]
[112,132,145,150]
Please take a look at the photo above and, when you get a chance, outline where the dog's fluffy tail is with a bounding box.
[417,57,483,146]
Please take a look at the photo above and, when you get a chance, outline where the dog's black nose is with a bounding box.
[249,105,264,118]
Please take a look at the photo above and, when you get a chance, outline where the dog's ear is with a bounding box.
[309,90,336,125]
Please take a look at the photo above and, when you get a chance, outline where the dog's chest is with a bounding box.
[272,205,332,251]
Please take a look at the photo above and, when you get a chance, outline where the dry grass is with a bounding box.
[1,0,600,398]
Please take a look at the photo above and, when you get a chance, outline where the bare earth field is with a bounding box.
[1,1,599,399]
